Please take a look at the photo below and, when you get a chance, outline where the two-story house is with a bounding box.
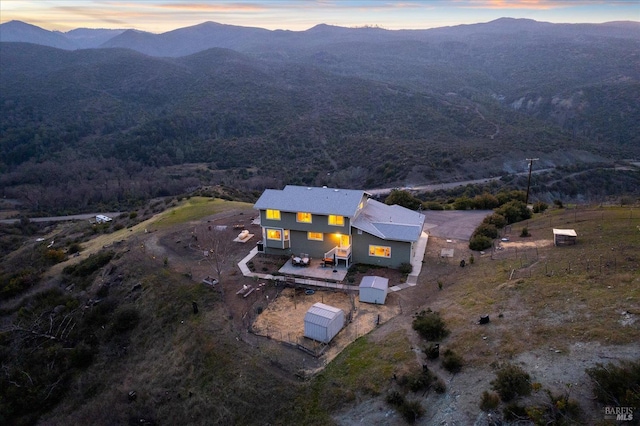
[254,185,425,268]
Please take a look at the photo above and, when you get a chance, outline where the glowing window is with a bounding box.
[369,245,391,258]
[308,232,323,241]
[297,212,312,223]
[328,215,344,226]
[266,229,282,240]
[266,209,280,220]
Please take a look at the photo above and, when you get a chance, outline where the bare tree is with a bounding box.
[194,224,236,297]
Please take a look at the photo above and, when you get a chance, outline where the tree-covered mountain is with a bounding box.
[0,20,124,49]
[0,18,638,213]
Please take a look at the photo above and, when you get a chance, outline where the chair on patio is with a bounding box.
[291,255,302,266]
[323,256,335,268]
[300,253,310,267]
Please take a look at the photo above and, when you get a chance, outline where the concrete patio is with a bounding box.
[278,258,348,282]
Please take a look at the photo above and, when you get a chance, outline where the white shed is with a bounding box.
[304,302,345,343]
[359,276,389,305]
[553,228,577,246]
[96,215,112,223]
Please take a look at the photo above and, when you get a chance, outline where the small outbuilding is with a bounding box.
[96,214,112,223]
[553,228,577,246]
[359,276,389,305]
[304,302,345,344]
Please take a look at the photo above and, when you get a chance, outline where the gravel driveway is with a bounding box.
[422,210,491,241]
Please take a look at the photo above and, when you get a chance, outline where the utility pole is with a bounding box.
[525,158,539,206]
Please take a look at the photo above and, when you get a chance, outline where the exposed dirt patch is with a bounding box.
[252,287,402,369]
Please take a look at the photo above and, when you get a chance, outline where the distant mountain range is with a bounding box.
[2,18,639,57]
[1,18,639,212]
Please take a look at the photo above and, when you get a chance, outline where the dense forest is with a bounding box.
[1,19,639,214]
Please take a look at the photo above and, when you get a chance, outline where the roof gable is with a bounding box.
[359,276,389,290]
[352,199,425,242]
[304,302,343,326]
[254,185,366,217]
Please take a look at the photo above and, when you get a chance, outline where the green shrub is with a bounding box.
[532,201,548,213]
[386,390,404,406]
[483,213,507,229]
[67,242,82,254]
[384,190,422,210]
[479,390,500,411]
[520,227,530,237]
[44,249,66,264]
[387,391,425,424]
[0,269,39,298]
[442,349,464,373]
[433,378,447,394]
[397,399,425,424]
[63,251,114,277]
[129,211,138,219]
[469,235,492,251]
[111,306,140,333]
[412,309,449,341]
[491,364,532,402]
[495,200,532,224]
[586,360,640,407]
[503,402,529,421]
[424,343,440,360]
[473,193,500,210]
[424,202,444,210]
[474,223,498,239]
[453,196,474,210]
[405,367,435,392]
[398,263,412,275]
[528,389,582,425]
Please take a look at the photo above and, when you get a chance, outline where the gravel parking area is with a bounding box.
[422,210,491,241]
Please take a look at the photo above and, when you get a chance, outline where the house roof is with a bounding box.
[254,185,366,217]
[359,276,389,291]
[553,228,577,237]
[352,199,425,242]
[304,302,343,327]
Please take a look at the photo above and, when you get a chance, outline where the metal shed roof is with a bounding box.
[304,302,342,327]
[553,229,577,237]
[254,185,366,217]
[359,276,389,291]
[352,199,425,242]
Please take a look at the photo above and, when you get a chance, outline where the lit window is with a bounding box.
[328,215,344,226]
[297,212,312,223]
[369,245,391,258]
[266,209,280,220]
[267,229,282,240]
[308,232,323,241]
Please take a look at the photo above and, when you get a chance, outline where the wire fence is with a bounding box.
[486,205,638,280]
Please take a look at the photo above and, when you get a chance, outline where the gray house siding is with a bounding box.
[352,230,412,268]
[259,209,351,257]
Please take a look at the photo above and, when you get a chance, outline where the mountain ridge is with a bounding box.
[2,18,639,56]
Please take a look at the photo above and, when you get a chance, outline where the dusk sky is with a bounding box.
[1,1,639,33]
